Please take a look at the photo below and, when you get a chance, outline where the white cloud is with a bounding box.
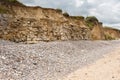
[18,0,120,29]
[75,0,84,7]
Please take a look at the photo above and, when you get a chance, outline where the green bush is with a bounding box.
[56,8,62,13]
[85,21,94,30]
[86,16,98,22]
[4,0,24,6]
[7,0,17,2]
[70,16,84,20]
[63,12,69,17]
[85,16,98,29]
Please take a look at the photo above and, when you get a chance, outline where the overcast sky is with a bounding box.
[18,0,120,29]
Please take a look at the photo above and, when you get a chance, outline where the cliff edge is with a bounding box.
[0,0,120,43]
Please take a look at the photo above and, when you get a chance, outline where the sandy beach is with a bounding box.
[64,47,120,80]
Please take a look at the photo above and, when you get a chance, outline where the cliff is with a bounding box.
[104,27,120,40]
[0,0,120,43]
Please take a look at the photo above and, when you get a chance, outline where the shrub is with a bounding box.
[7,0,17,2]
[70,16,84,20]
[63,12,69,17]
[56,8,62,13]
[85,16,98,29]
[104,34,115,40]
[4,0,24,6]
[85,21,95,30]
[86,16,98,22]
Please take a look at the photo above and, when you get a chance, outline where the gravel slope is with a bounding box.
[64,47,120,80]
[0,40,120,80]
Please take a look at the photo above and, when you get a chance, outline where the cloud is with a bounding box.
[19,0,35,6]
[75,0,84,7]
[18,0,120,29]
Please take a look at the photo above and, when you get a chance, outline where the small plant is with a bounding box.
[63,12,69,17]
[0,7,8,13]
[105,34,115,40]
[85,16,98,30]
[86,21,94,30]
[3,0,24,6]
[70,16,84,20]
[86,16,98,22]
[56,8,62,13]
[7,0,17,2]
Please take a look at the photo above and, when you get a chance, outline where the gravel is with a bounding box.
[0,40,120,80]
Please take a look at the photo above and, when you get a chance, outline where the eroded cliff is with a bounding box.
[0,0,120,43]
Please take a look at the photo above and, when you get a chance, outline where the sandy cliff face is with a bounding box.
[0,2,90,43]
[104,27,120,40]
[0,0,120,43]
[12,6,65,21]
[91,23,105,40]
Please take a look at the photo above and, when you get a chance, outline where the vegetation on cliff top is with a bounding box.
[85,16,98,29]
[0,0,24,13]
[56,8,62,13]
[0,0,18,3]
[86,16,98,22]
[0,0,24,6]
[70,16,84,20]
[63,12,69,17]
[6,0,17,2]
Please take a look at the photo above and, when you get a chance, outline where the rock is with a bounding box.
[0,73,3,79]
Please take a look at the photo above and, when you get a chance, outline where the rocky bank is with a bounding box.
[0,0,120,43]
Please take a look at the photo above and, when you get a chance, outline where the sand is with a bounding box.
[64,47,120,80]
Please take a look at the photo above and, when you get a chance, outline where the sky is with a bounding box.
[18,0,120,29]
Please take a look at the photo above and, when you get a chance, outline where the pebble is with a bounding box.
[0,40,120,80]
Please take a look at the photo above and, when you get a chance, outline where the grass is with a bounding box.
[70,16,84,20]
[86,21,94,30]
[6,0,17,2]
[4,0,24,5]
[0,7,8,13]
[85,16,98,30]
[86,16,98,22]
[104,34,115,40]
